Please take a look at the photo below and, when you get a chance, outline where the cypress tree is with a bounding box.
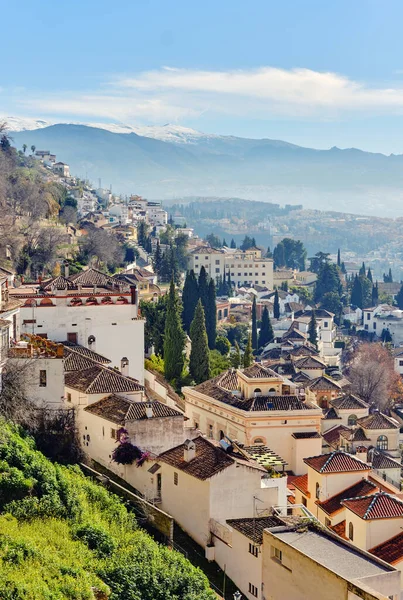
[182,270,199,333]
[231,341,241,368]
[227,269,232,296]
[351,274,363,308]
[206,278,217,349]
[223,238,228,247]
[273,289,280,319]
[367,268,373,282]
[337,248,341,267]
[251,296,258,351]
[243,334,253,367]
[308,310,318,348]
[359,262,366,277]
[341,262,347,274]
[189,299,210,383]
[153,240,163,274]
[258,306,274,348]
[396,283,403,309]
[389,267,393,283]
[198,266,209,309]
[230,238,236,249]
[163,279,185,382]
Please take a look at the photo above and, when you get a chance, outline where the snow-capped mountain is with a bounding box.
[2,115,217,145]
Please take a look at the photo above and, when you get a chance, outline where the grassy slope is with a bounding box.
[0,421,215,600]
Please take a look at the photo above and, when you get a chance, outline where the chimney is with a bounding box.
[130,285,138,306]
[145,401,153,419]
[64,263,69,278]
[121,357,129,376]
[183,439,196,462]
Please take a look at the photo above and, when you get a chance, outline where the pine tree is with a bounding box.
[153,240,163,274]
[182,270,199,333]
[251,296,258,351]
[389,267,393,283]
[396,283,403,309]
[367,268,373,282]
[258,306,274,348]
[337,248,341,267]
[189,299,210,384]
[223,238,227,247]
[341,262,347,274]
[359,262,366,277]
[206,278,217,349]
[163,279,185,382]
[231,341,241,368]
[227,269,232,297]
[273,289,280,319]
[266,246,273,259]
[243,334,253,367]
[230,238,236,249]
[308,310,318,348]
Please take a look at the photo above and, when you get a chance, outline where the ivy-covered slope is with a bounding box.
[0,421,215,600]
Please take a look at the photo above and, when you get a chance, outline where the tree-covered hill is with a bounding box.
[0,421,215,599]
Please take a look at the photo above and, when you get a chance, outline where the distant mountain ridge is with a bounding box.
[9,119,403,216]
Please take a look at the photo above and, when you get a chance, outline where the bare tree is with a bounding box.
[347,343,400,410]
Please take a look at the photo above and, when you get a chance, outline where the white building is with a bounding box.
[362,305,403,344]
[53,162,70,177]
[187,246,274,289]
[10,269,145,383]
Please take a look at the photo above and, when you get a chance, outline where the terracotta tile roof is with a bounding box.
[282,328,307,341]
[291,371,312,384]
[292,432,321,439]
[289,344,319,357]
[317,479,378,515]
[293,473,308,495]
[371,453,402,470]
[357,412,400,430]
[342,492,403,519]
[294,356,327,370]
[69,268,115,287]
[63,343,111,364]
[158,436,235,480]
[84,396,182,424]
[304,451,369,474]
[64,350,100,372]
[268,362,296,377]
[322,425,348,446]
[330,520,348,540]
[323,407,342,420]
[251,396,312,412]
[339,427,370,442]
[217,369,238,390]
[369,531,403,564]
[261,347,282,360]
[226,516,283,544]
[331,394,369,410]
[306,376,341,391]
[65,365,144,394]
[41,275,76,291]
[241,364,278,379]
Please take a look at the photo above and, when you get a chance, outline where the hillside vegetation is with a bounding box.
[0,421,215,599]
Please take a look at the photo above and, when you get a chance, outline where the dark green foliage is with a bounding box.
[396,284,403,309]
[140,295,167,356]
[321,292,343,318]
[153,240,163,274]
[231,342,242,368]
[381,328,393,343]
[383,268,393,283]
[308,311,318,348]
[273,290,280,319]
[314,262,341,303]
[359,262,366,277]
[372,281,379,305]
[273,238,306,270]
[350,274,372,309]
[337,248,341,267]
[251,296,258,351]
[189,300,210,383]
[240,235,256,251]
[309,252,330,274]
[205,233,222,248]
[243,334,253,367]
[163,280,185,382]
[216,336,231,356]
[258,306,274,348]
[206,279,217,349]
[230,238,236,249]
[367,268,373,282]
[351,274,362,307]
[182,270,199,333]
[266,246,273,258]
[209,350,230,377]
[198,266,209,309]
[0,422,215,599]
[137,221,149,249]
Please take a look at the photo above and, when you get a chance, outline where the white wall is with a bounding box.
[9,356,65,407]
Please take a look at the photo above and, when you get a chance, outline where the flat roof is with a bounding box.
[272,528,393,580]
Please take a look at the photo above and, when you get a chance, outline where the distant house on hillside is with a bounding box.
[53,162,70,177]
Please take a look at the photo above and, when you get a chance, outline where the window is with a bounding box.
[348,414,357,426]
[255,273,258,276]
[208,424,213,439]
[377,435,388,450]
[248,583,258,597]
[253,437,264,444]
[66,393,72,403]
[111,428,117,439]
[364,324,369,331]
[367,313,370,320]
[174,472,178,486]
[205,256,208,260]
[315,482,320,500]
[262,272,265,276]
[238,273,241,276]
[215,260,220,265]
[302,496,307,507]
[262,280,265,284]
[249,543,259,557]
[231,272,234,276]
[399,360,403,367]
[215,268,220,273]
[273,547,282,562]
[195,256,199,260]
[67,332,78,344]
[324,321,328,328]
[348,522,354,541]
[39,369,47,387]
[244,272,248,276]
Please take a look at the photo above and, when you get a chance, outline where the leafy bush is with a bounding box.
[215,336,231,356]
[0,420,215,599]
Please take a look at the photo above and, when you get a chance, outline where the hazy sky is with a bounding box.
[2,0,403,153]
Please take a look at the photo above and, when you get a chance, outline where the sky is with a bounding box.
[2,0,403,153]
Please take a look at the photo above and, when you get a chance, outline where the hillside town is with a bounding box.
[0,135,403,600]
